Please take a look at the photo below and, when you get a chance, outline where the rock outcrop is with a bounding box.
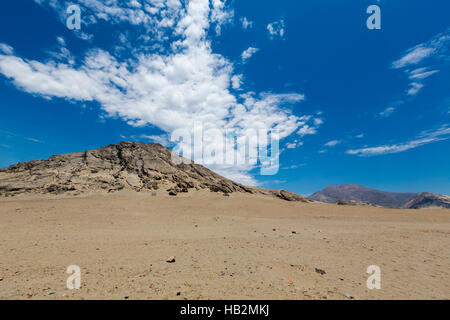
[402,193,450,209]
[0,142,310,202]
[336,200,378,207]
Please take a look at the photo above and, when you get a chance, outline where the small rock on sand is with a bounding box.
[315,268,326,275]
[167,256,176,263]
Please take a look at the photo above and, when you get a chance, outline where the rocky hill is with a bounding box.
[309,184,417,208]
[0,142,309,202]
[403,193,450,209]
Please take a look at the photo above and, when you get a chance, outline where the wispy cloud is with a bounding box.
[324,140,341,147]
[379,107,396,118]
[391,28,450,97]
[346,125,450,156]
[139,134,171,147]
[391,29,450,69]
[407,82,424,96]
[408,67,439,80]
[26,137,44,144]
[281,164,306,170]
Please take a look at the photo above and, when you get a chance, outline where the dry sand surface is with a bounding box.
[0,191,449,300]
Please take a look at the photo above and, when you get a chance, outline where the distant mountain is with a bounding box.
[309,184,417,208]
[403,193,450,209]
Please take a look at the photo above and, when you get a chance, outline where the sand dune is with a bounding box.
[0,191,448,300]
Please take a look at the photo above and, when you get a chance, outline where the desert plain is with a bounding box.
[0,191,449,300]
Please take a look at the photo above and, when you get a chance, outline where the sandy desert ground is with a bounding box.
[0,191,449,300]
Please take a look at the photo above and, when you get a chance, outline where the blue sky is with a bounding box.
[0,0,449,195]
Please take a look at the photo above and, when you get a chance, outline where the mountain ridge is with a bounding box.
[309,184,449,209]
[0,141,309,202]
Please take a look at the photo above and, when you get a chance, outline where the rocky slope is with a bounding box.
[309,184,417,208]
[0,142,309,202]
[402,193,450,209]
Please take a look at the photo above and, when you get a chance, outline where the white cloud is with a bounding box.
[140,134,171,146]
[347,125,450,156]
[282,164,306,170]
[391,28,449,69]
[0,0,319,185]
[391,28,449,98]
[231,74,242,90]
[314,118,323,126]
[297,124,317,137]
[392,46,436,69]
[267,19,285,39]
[0,43,14,55]
[408,68,439,80]
[240,17,253,29]
[286,140,303,149]
[26,137,44,144]
[324,140,341,147]
[379,107,396,118]
[407,82,424,96]
[241,47,259,63]
[211,0,234,35]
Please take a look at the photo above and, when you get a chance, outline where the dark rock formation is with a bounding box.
[0,142,310,202]
[402,193,450,209]
[336,200,377,207]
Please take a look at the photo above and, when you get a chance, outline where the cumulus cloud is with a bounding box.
[240,17,253,29]
[346,125,450,156]
[231,74,242,90]
[285,140,303,149]
[267,19,285,39]
[0,0,320,185]
[241,47,259,63]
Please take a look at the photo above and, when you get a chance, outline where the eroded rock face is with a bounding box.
[276,190,310,202]
[0,142,310,202]
[402,193,450,209]
[336,200,376,207]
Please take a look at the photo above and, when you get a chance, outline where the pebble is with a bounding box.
[340,292,355,299]
[166,256,176,263]
[315,268,326,275]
